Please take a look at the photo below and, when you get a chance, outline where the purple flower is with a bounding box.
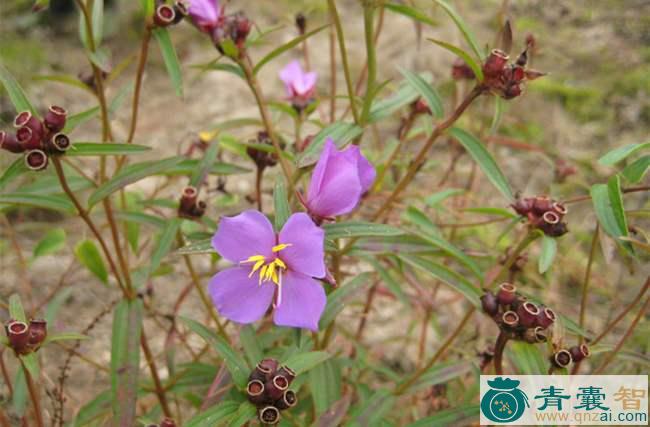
[279,60,317,104]
[306,138,376,219]
[209,210,326,331]
[188,0,223,33]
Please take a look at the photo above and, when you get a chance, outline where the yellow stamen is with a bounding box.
[272,243,292,252]
[241,243,291,289]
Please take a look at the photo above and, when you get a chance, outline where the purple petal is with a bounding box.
[278,213,325,278]
[292,71,318,96]
[307,138,362,217]
[341,145,376,193]
[212,210,275,263]
[273,270,326,331]
[279,60,303,97]
[208,267,275,324]
[188,0,221,30]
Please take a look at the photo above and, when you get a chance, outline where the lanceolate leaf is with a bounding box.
[185,401,240,427]
[74,240,109,285]
[190,142,219,188]
[319,273,371,329]
[399,68,444,118]
[449,127,514,201]
[110,299,143,427]
[591,177,633,254]
[9,294,27,322]
[432,0,483,59]
[323,222,403,240]
[621,155,650,183]
[226,402,257,426]
[407,405,479,427]
[273,177,291,231]
[175,238,214,255]
[282,351,332,376]
[309,359,342,416]
[0,158,29,192]
[153,27,183,97]
[384,2,438,28]
[297,122,364,167]
[253,25,329,74]
[402,361,473,392]
[88,157,183,207]
[0,193,75,213]
[0,63,37,115]
[428,38,484,82]
[33,228,66,259]
[148,218,181,278]
[538,235,557,274]
[598,142,650,166]
[67,143,151,156]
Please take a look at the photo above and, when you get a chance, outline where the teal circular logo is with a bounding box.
[481,377,529,423]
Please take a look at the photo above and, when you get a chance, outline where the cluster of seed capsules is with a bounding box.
[246,358,297,425]
[0,107,70,171]
[152,0,188,28]
[482,44,545,100]
[4,318,47,355]
[550,343,591,370]
[481,282,557,344]
[511,195,569,237]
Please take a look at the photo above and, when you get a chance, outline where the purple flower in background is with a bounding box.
[187,0,224,33]
[209,210,326,331]
[279,60,317,108]
[305,138,376,220]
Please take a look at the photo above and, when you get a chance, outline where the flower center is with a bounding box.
[241,243,292,286]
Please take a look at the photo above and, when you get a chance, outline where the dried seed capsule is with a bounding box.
[25,149,49,171]
[49,132,71,153]
[179,186,198,211]
[517,301,541,328]
[172,1,188,24]
[481,292,499,316]
[275,389,297,411]
[523,326,547,344]
[569,344,590,363]
[44,105,67,132]
[551,349,572,368]
[154,4,176,27]
[0,131,24,153]
[27,319,47,350]
[276,365,296,385]
[17,126,42,151]
[552,202,568,217]
[501,310,519,329]
[258,406,280,425]
[483,49,509,78]
[246,379,267,406]
[14,111,44,139]
[536,307,556,329]
[6,320,30,354]
[496,283,517,306]
[295,13,306,35]
[256,358,279,379]
[265,374,289,401]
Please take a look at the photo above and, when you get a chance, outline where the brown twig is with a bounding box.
[140,328,172,417]
[493,331,509,375]
[23,362,44,427]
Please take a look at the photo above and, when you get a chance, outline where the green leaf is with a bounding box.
[20,353,40,379]
[74,240,109,285]
[45,288,73,324]
[283,351,332,376]
[621,155,650,183]
[185,401,240,427]
[407,405,479,427]
[399,68,443,118]
[33,228,66,259]
[0,193,75,213]
[398,254,481,307]
[591,177,633,254]
[111,299,143,427]
[9,294,27,322]
[297,122,364,167]
[67,142,151,156]
[115,211,166,229]
[384,2,438,28]
[148,218,181,278]
[425,188,465,207]
[253,24,329,74]
[162,159,250,176]
[239,325,263,368]
[273,177,291,231]
[449,127,513,201]
[320,273,371,329]
[0,63,37,115]
[63,106,99,133]
[538,235,557,274]
[45,332,89,344]
[323,222,403,240]
[0,158,29,191]
[190,142,219,188]
[227,402,257,427]
[175,238,214,255]
[368,74,433,123]
[508,341,547,374]
[69,390,112,427]
[432,0,483,59]
[33,74,94,93]
[428,38,483,82]
[153,27,183,97]
[180,317,250,388]
[408,228,482,280]
[598,142,650,166]
[309,359,342,416]
[400,361,473,392]
[88,157,183,207]
[201,62,245,78]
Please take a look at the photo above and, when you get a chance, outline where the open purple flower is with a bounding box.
[187,0,223,33]
[209,210,326,331]
[305,138,376,220]
[279,60,317,108]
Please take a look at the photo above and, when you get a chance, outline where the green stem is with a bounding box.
[359,1,377,127]
[327,0,359,124]
[485,231,539,290]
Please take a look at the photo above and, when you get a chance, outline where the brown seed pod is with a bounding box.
[25,149,49,171]
[569,344,590,363]
[497,282,517,306]
[551,349,572,368]
[517,301,541,328]
[258,406,280,424]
